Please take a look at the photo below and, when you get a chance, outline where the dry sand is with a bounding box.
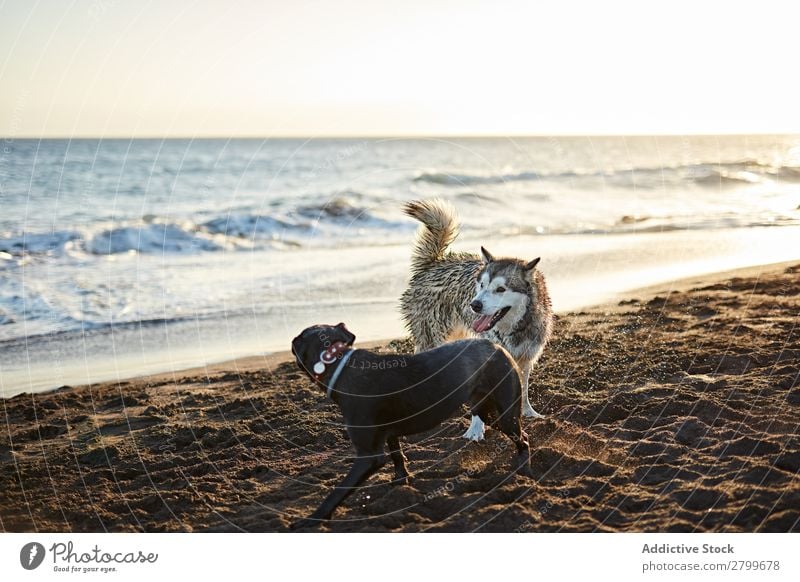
[1,262,798,532]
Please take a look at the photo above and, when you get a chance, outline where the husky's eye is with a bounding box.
[496,286,506,293]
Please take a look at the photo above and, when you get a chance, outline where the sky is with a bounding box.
[1,0,799,137]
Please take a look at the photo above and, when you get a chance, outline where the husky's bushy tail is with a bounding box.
[403,199,459,273]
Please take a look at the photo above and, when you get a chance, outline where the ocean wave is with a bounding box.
[414,170,542,186]
[203,197,406,240]
[413,159,800,188]
[605,212,800,234]
[296,197,371,220]
[0,278,69,332]
[0,312,214,346]
[490,211,800,238]
[87,224,227,254]
[0,197,411,258]
[202,215,302,238]
[683,161,783,186]
[0,230,81,257]
[692,172,759,186]
[0,308,14,325]
[1,221,260,257]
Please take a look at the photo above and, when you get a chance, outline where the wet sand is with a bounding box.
[1,262,798,532]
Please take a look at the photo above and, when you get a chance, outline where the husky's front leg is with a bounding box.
[462,415,486,441]
[521,363,544,418]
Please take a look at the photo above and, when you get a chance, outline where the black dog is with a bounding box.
[290,323,534,528]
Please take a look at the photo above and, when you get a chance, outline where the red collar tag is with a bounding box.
[312,341,350,382]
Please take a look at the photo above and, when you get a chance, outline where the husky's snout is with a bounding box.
[470,299,483,313]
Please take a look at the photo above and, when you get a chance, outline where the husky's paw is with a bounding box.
[522,404,545,419]
[462,415,485,441]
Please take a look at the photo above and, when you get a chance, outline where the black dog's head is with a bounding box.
[291,323,356,380]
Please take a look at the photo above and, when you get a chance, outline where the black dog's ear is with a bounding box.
[291,332,306,357]
[336,322,356,345]
[524,257,541,271]
[480,247,495,263]
[290,336,306,370]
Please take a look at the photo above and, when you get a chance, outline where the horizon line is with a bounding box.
[4,131,800,140]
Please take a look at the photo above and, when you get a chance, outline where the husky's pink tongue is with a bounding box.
[472,314,494,333]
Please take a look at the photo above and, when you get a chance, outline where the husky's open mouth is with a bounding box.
[472,306,511,333]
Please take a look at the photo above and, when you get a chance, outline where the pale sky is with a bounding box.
[1,0,799,137]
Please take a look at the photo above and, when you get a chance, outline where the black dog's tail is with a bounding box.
[403,199,460,273]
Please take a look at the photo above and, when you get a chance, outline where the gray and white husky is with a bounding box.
[399,199,553,441]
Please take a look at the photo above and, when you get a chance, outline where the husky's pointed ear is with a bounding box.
[480,247,495,263]
[524,257,541,271]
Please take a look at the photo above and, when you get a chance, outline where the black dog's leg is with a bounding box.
[387,435,412,485]
[474,386,533,477]
[488,361,535,478]
[497,413,534,477]
[293,453,385,529]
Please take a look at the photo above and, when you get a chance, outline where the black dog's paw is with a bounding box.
[291,517,325,531]
[513,457,536,478]
[391,473,414,487]
[515,465,536,478]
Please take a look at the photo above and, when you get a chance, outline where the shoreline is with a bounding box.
[37,258,800,397]
[5,257,800,400]
[1,259,798,532]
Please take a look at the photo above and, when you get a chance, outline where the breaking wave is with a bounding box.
[0,197,411,258]
[414,170,542,186]
[413,159,800,188]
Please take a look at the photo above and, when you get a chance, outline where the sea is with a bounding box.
[2,135,800,395]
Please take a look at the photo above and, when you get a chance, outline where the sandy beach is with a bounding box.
[1,261,798,532]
